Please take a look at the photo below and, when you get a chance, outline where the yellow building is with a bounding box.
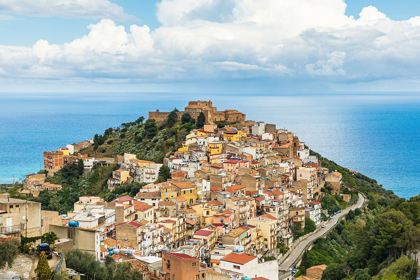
[161,182,178,201]
[113,169,130,184]
[191,203,217,227]
[193,228,219,249]
[133,201,154,223]
[197,129,209,137]
[130,159,154,167]
[58,147,70,156]
[178,146,189,152]
[207,142,223,156]
[223,130,247,142]
[247,214,279,251]
[171,182,198,205]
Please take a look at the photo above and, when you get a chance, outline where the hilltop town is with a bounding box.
[3,101,415,280]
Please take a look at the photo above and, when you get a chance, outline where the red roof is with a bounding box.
[165,252,197,260]
[224,159,240,164]
[221,253,256,265]
[309,201,321,205]
[113,196,133,203]
[195,230,213,236]
[133,201,153,211]
[127,221,142,228]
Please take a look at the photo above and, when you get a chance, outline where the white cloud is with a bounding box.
[0,13,14,20]
[1,0,420,90]
[0,0,135,20]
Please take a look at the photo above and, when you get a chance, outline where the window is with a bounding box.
[9,205,13,209]
[190,190,193,193]
[233,265,240,269]
[202,273,205,278]
[192,262,197,267]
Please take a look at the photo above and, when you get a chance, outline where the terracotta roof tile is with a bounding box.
[221,252,256,265]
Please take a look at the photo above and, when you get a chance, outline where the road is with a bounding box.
[278,193,365,271]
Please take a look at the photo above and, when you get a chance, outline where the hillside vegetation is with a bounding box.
[297,153,420,280]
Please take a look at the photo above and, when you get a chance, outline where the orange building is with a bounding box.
[43,151,64,176]
[162,252,205,280]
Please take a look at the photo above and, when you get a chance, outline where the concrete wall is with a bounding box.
[50,225,100,260]
[162,253,200,280]
[0,199,42,237]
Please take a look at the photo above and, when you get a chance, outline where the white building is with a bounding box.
[219,252,278,280]
[66,144,75,155]
[297,149,310,160]
[261,132,274,141]
[135,163,163,183]
[251,122,265,136]
[305,201,323,226]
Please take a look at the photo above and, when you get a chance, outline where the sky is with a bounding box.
[1,0,420,93]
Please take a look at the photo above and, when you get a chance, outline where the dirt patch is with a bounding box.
[0,254,36,280]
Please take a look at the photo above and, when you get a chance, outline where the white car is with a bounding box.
[322,225,326,228]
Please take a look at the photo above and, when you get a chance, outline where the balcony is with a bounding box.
[0,224,25,234]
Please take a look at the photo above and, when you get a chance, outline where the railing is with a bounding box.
[0,223,25,234]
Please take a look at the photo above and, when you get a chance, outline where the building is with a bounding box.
[247,214,279,252]
[306,264,328,279]
[219,252,278,280]
[133,201,154,222]
[0,198,42,237]
[289,207,306,229]
[43,151,64,176]
[115,221,143,250]
[50,224,101,260]
[325,172,342,195]
[305,201,322,226]
[108,169,130,190]
[149,100,246,124]
[161,252,205,280]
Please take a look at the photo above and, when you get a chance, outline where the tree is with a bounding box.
[166,109,178,128]
[0,238,19,269]
[368,199,377,210]
[158,165,171,182]
[354,269,372,280]
[321,263,346,280]
[66,249,106,280]
[181,113,192,124]
[144,119,157,139]
[347,209,355,220]
[291,222,303,235]
[373,210,414,259]
[35,252,52,280]
[78,159,84,176]
[66,249,143,280]
[381,255,418,280]
[300,251,310,273]
[304,218,316,233]
[196,112,205,128]
[135,116,145,124]
[355,208,362,216]
[42,231,58,245]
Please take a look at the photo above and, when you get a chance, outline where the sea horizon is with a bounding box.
[1,91,420,199]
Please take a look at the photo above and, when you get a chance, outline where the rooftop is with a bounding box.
[221,252,256,265]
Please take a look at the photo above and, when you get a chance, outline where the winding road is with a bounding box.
[278,193,366,272]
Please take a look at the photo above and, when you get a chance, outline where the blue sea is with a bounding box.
[1,92,419,199]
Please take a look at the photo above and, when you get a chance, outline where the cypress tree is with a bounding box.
[35,252,52,280]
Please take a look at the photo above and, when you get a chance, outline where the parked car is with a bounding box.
[322,225,326,228]
[37,243,52,259]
